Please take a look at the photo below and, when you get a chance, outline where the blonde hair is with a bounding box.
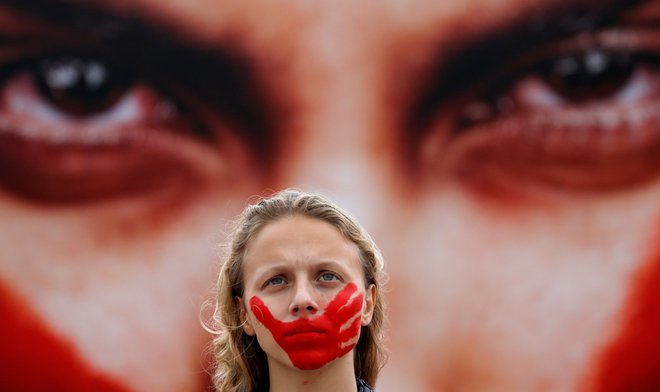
[210,189,387,392]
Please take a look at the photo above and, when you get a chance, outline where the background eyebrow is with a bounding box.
[408,0,649,133]
[0,0,172,37]
[0,0,277,166]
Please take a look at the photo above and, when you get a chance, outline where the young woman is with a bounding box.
[210,189,387,392]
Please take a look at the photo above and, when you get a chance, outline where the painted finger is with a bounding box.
[334,292,362,323]
[338,313,362,343]
[324,283,358,317]
[249,296,278,326]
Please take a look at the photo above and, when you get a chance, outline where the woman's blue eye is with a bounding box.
[319,272,339,282]
[267,277,286,286]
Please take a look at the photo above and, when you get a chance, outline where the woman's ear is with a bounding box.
[361,284,376,326]
[236,296,256,336]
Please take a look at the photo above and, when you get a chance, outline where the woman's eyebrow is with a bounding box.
[315,260,347,272]
[255,264,290,280]
[409,0,650,130]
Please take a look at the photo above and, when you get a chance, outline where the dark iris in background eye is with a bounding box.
[34,57,131,116]
[540,49,635,102]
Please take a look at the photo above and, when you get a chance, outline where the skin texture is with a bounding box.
[1,0,660,391]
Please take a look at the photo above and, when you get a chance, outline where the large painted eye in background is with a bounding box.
[537,48,634,104]
[0,54,233,205]
[430,30,660,196]
[34,57,130,116]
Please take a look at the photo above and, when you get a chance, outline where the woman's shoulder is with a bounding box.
[357,378,375,392]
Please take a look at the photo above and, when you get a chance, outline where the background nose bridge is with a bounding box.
[276,91,394,231]
[272,25,397,244]
[275,15,391,192]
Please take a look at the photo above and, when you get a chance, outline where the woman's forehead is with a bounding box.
[242,216,362,276]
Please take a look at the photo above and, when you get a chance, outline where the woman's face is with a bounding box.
[239,215,375,372]
[2,0,660,391]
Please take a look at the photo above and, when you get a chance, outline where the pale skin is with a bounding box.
[238,214,376,392]
[1,0,660,391]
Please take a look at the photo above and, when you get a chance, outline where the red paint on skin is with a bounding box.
[249,283,363,370]
[0,283,131,392]
[588,229,660,391]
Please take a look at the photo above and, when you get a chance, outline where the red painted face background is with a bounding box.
[249,283,363,370]
[0,283,130,392]
[588,231,660,392]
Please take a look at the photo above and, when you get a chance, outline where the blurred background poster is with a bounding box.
[1,0,659,391]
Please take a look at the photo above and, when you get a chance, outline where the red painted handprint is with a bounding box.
[249,282,363,370]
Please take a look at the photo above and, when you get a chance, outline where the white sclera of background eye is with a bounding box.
[1,73,171,143]
[512,65,660,109]
[614,66,660,103]
[4,73,164,124]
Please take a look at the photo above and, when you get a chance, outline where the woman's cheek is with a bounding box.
[378,184,660,391]
[0,186,255,392]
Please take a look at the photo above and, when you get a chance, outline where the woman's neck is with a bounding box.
[267,353,358,392]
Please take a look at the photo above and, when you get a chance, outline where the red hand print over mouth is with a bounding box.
[249,283,363,370]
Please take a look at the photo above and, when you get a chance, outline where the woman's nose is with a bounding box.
[289,283,319,316]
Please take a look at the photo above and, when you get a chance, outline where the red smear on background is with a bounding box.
[0,283,131,392]
[589,231,660,391]
[249,283,362,370]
